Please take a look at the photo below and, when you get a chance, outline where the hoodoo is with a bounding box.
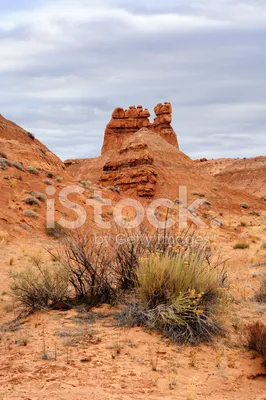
[101,102,178,154]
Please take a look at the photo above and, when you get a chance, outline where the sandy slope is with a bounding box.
[197,157,266,198]
[1,233,266,400]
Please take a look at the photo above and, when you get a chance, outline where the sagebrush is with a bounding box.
[117,246,227,344]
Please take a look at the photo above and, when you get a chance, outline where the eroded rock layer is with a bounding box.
[101,102,178,154]
[100,129,158,197]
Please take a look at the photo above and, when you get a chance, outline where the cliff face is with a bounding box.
[101,102,178,154]
[100,128,158,197]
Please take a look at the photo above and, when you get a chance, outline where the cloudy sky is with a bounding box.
[0,0,266,160]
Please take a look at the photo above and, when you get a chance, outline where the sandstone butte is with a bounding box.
[101,102,178,154]
[1,106,266,239]
[65,103,266,223]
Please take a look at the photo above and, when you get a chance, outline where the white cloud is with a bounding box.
[0,0,265,160]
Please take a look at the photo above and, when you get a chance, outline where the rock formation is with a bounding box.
[100,128,158,197]
[101,106,151,154]
[152,102,178,148]
[101,102,178,154]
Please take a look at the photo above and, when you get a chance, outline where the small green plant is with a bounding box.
[46,172,54,179]
[0,152,7,159]
[233,242,249,250]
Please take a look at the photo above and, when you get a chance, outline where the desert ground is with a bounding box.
[0,232,266,400]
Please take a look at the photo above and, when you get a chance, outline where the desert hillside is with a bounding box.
[0,114,122,238]
[197,157,266,198]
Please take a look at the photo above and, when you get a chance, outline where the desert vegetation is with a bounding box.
[254,273,266,303]
[1,102,266,398]
[23,209,39,218]
[0,158,12,170]
[247,322,266,368]
[27,166,39,175]
[117,246,227,344]
[9,257,69,312]
[23,196,41,206]
[233,242,250,250]
[9,227,228,345]
[13,161,25,171]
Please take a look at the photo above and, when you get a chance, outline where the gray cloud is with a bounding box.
[0,0,265,161]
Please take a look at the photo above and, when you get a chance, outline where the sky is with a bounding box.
[0,0,266,161]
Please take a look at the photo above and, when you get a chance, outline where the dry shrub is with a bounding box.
[255,274,266,303]
[261,241,266,250]
[248,322,266,368]
[110,226,193,291]
[9,257,69,312]
[0,158,12,170]
[27,132,35,140]
[0,152,7,159]
[46,222,66,238]
[23,209,39,218]
[118,246,227,344]
[27,166,39,175]
[23,196,40,206]
[111,229,149,290]
[233,242,249,249]
[13,161,25,171]
[0,230,9,244]
[28,191,46,202]
[50,231,118,307]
